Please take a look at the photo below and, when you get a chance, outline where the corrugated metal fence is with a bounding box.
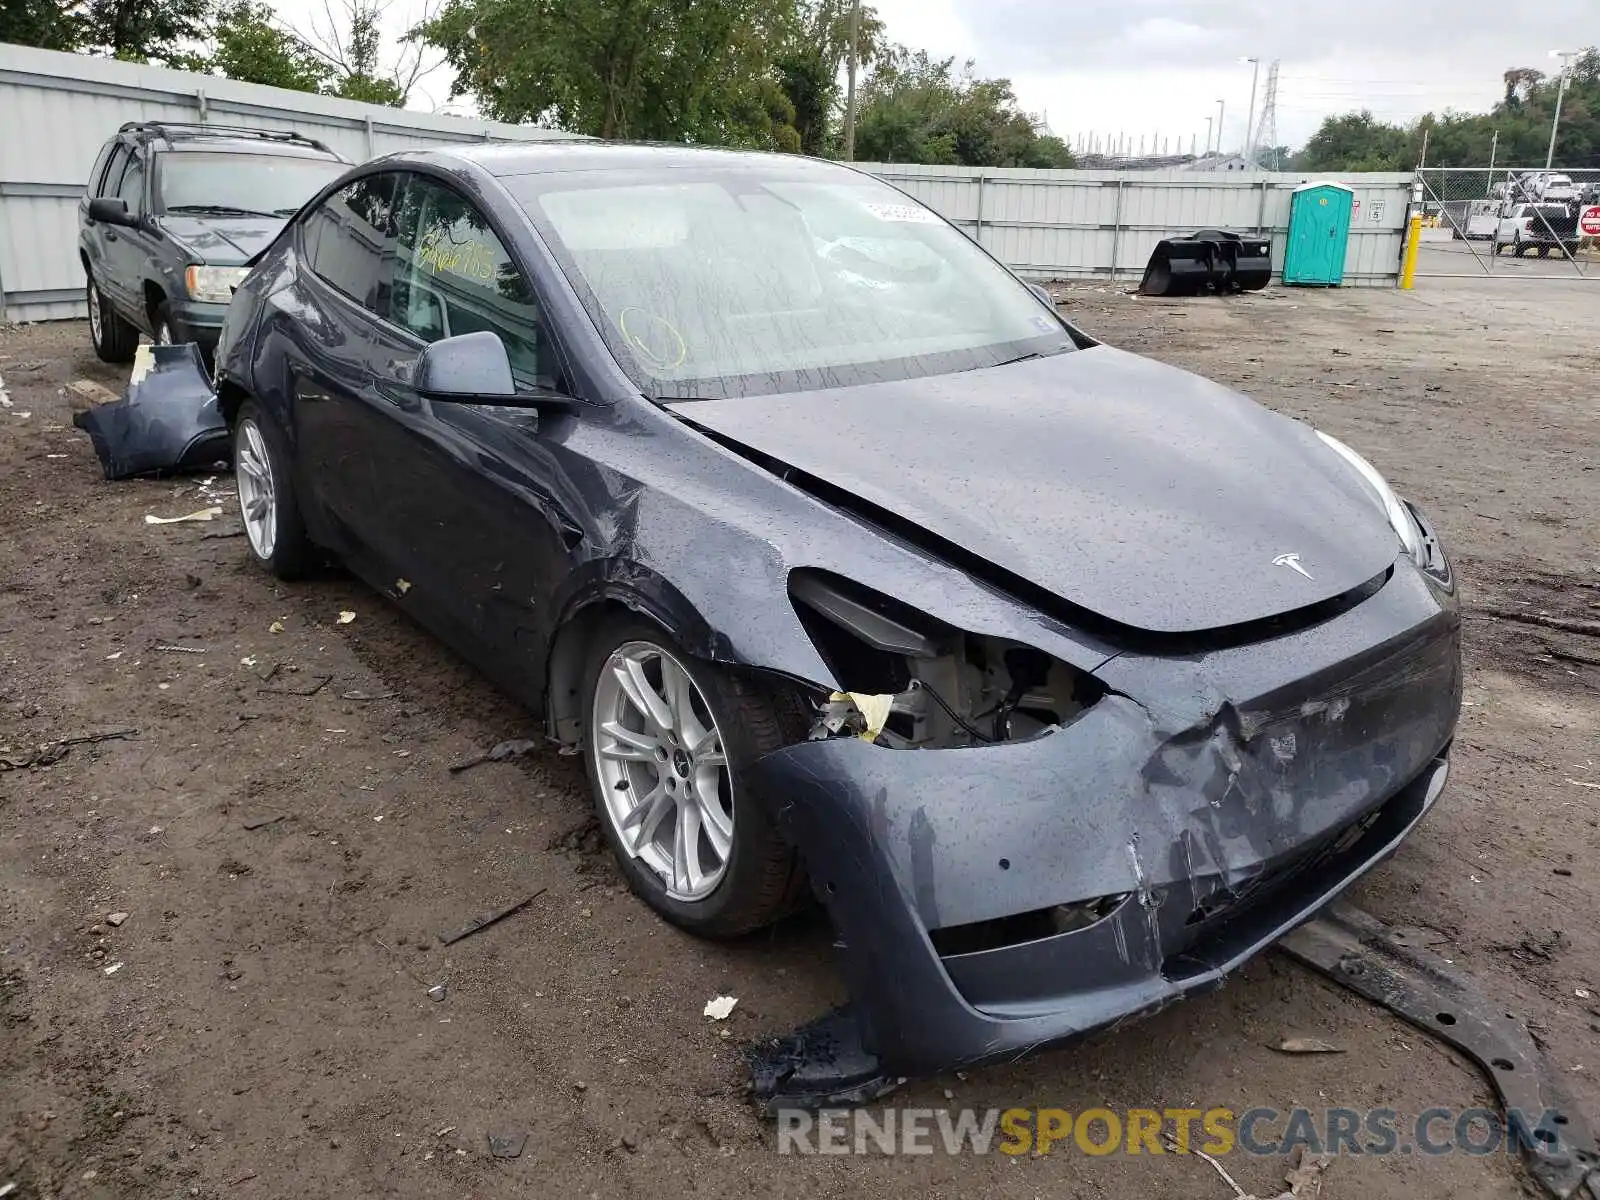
[1,42,1416,322]
[857,163,1415,287]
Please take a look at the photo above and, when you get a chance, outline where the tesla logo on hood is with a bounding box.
[1273,553,1313,580]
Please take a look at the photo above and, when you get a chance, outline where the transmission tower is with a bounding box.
[1251,60,1280,168]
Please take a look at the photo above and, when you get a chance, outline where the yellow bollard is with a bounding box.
[1399,212,1423,290]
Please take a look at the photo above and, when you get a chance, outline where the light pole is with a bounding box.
[1545,49,1576,170]
[843,0,861,161]
[1215,98,1226,156]
[1204,116,1214,155]
[1241,57,1260,165]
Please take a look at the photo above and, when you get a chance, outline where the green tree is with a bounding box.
[80,0,212,64]
[0,0,85,50]
[320,2,407,106]
[851,50,1074,168]
[199,1,329,92]
[415,0,801,146]
[1295,48,1600,170]
[1293,110,1414,171]
[774,0,888,154]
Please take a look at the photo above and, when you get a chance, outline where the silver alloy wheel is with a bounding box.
[235,418,277,560]
[154,320,171,345]
[592,641,733,901]
[88,280,103,345]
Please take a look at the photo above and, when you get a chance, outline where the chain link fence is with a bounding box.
[1414,167,1600,278]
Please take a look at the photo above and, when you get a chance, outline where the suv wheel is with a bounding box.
[87,275,138,362]
[152,303,175,345]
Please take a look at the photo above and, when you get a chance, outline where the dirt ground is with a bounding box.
[2,280,1597,1200]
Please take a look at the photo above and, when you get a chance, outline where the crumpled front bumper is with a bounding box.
[749,564,1462,1078]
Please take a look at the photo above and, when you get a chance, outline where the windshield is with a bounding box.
[156,152,345,218]
[506,166,1074,399]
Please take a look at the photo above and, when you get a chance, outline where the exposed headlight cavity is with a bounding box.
[1315,430,1426,567]
[789,570,1103,749]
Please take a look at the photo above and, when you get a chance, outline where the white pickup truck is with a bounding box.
[1494,202,1581,257]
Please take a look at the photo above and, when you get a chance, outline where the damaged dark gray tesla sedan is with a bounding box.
[214,142,1461,1091]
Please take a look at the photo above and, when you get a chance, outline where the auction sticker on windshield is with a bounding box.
[863,203,941,223]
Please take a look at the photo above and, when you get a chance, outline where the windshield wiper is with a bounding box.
[165,204,278,217]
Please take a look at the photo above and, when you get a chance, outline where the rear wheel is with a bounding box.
[234,401,312,579]
[87,275,138,362]
[582,620,808,938]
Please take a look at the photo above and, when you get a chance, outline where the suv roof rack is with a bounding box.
[116,121,333,155]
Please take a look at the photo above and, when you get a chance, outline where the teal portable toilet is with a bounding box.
[1283,181,1354,285]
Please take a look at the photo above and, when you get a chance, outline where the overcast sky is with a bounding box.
[293,0,1596,154]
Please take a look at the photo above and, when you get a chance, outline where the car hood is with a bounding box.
[158,215,285,265]
[669,346,1401,636]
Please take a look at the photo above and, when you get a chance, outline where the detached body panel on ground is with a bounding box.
[212,141,1463,1081]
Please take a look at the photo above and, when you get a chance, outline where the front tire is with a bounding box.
[234,401,312,579]
[582,619,807,938]
[152,301,175,346]
[87,275,138,362]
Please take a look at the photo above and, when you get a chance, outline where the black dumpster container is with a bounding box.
[1140,230,1272,296]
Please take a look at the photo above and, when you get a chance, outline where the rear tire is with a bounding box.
[87,275,138,363]
[234,401,312,580]
[581,618,809,939]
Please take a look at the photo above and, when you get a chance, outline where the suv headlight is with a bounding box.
[1315,430,1426,566]
[184,265,248,303]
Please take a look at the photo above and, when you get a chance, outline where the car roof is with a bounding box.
[388,140,857,181]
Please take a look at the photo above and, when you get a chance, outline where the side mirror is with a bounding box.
[88,197,135,227]
[415,330,515,399]
[413,330,577,411]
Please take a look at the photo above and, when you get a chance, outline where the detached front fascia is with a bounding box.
[751,562,1462,1077]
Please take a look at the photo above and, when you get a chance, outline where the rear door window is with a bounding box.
[116,152,146,215]
[99,144,130,198]
[86,142,114,198]
[389,174,555,389]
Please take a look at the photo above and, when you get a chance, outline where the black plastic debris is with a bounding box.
[745,1006,898,1116]
[1139,229,1272,297]
[72,343,228,480]
[1281,903,1600,1200]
